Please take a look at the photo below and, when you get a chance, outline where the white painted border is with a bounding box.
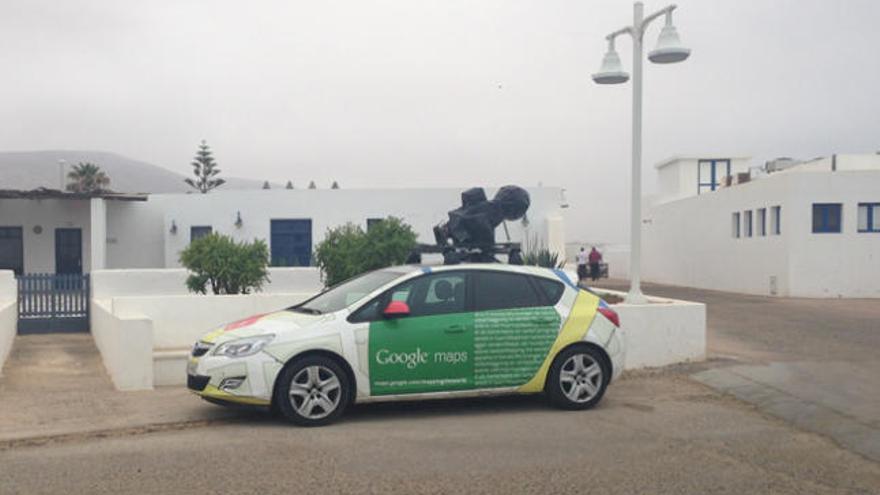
[0,271,16,377]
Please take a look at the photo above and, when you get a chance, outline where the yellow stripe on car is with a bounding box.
[198,385,271,406]
[518,291,599,393]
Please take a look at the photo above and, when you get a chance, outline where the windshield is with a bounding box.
[290,269,404,315]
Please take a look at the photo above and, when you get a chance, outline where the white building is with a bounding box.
[642,154,880,298]
[0,187,567,275]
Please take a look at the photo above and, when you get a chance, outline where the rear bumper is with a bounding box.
[607,330,625,382]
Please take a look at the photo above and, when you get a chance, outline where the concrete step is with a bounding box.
[153,349,189,387]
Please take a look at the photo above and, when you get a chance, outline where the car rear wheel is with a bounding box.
[276,356,350,426]
[546,346,609,410]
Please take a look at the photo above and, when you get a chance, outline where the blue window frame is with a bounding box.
[858,203,880,232]
[812,203,842,233]
[744,210,753,237]
[771,206,781,235]
[366,218,384,232]
[757,208,767,236]
[190,226,212,242]
[271,219,313,266]
[698,159,731,194]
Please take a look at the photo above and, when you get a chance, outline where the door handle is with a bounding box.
[444,325,466,334]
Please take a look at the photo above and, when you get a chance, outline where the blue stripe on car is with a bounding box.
[552,269,577,289]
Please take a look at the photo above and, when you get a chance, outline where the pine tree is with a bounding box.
[285,181,294,190]
[184,140,225,193]
[262,181,271,190]
[331,181,340,189]
[308,181,317,189]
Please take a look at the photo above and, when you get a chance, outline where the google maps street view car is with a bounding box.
[187,264,625,426]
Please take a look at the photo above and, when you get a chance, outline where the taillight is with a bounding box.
[597,306,620,327]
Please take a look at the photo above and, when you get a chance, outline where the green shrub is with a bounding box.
[314,217,417,286]
[179,233,270,294]
[522,234,565,268]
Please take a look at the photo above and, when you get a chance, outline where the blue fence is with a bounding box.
[17,273,90,333]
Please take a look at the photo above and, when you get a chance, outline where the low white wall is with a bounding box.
[90,267,324,390]
[111,293,312,349]
[565,270,706,370]
[91,267,322,299]
[0,271,17,377]
[612,294,707,369]
[91,300,154,390]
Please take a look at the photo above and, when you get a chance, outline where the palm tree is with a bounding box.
[66,162,110,193]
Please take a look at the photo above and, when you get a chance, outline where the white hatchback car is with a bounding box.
[187,264,624,426]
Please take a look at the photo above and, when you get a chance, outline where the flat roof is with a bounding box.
[655,155,751,170]
[0,188,148,201]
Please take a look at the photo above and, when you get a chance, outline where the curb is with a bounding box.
[0,417,237,451]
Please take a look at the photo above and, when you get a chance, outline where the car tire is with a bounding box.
[275,355,350,426]
[546,345,609,410]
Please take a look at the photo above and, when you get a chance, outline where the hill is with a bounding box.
[0,150,268,193]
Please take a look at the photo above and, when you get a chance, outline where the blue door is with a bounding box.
[55,228,82,274]
[0,227,23,276]
[271,219,312,266]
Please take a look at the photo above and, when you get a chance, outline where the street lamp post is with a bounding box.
[592,2,690,304]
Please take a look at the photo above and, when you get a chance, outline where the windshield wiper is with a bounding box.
[291,307,322,315]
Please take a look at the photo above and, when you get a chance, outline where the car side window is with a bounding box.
[348,298,382,323]
[534,277,565,305]
[472,271,543,311]
[348,272,468,322]
[398,272,468,317]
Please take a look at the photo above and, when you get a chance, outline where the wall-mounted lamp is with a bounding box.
[234,211,243,228]
[169,220,178,235]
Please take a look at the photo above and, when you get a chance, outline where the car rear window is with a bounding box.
[534,277,565,305]
[472,271,543,311]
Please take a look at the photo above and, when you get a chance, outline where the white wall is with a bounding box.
[0,198,92,273]
[112,293,313,350]
[105,199,165,269]
[152,187,565,268]
[91,267,322,299]
[655,157,751,204]
[559,271,707,369]
[91,299,154,390]
[643,169,880,298]
[613,292,706,369]
[0,270,16,376]
[2,188,566,272]
[90,267,324,389]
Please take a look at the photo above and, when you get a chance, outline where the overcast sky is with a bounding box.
[2,0,878,243]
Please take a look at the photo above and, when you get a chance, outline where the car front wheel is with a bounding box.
[276,356,350,426]
[546,346,609,410]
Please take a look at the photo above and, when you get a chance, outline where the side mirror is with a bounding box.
[383,300,410,318]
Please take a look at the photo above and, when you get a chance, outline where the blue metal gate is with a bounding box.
[17,273,90,334]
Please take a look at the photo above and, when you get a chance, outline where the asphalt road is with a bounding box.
[2,282,879,494]
[3,372,880,495]
[594,280,880,462]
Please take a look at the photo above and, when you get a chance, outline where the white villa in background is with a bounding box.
[642,153,880,298]
[0,187,567,275]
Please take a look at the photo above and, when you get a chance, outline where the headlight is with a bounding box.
[212,335,275,358]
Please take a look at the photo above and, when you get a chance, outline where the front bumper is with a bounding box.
[186,347,279,406]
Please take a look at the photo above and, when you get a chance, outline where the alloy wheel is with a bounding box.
[559,353,603,403]
[289,365,342,420]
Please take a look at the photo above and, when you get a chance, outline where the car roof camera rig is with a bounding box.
[406,185,530,265]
